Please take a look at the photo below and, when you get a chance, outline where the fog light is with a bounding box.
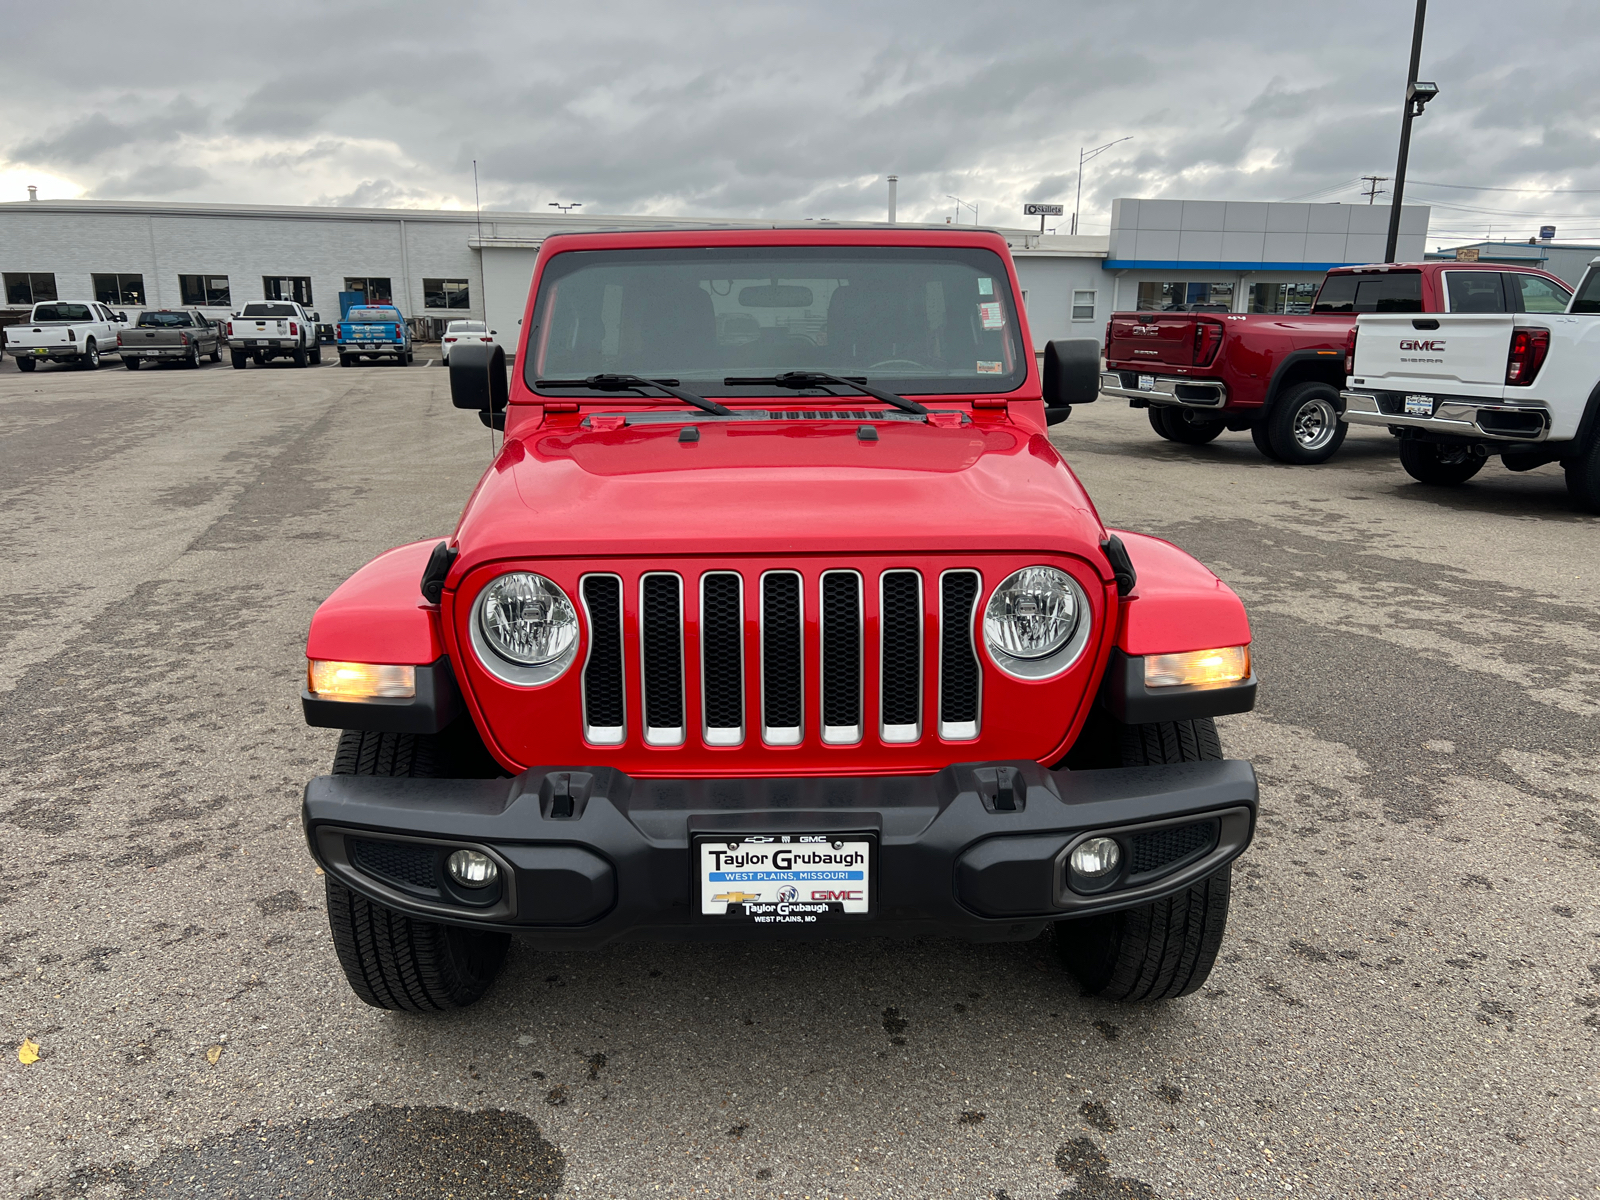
[447,849,499,888]
[1144,645,1250,689]
[307,660,416,699]
[1069,837,1121,878]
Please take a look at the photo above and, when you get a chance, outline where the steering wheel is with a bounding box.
[867,358,929,370]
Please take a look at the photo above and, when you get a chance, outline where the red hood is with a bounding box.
[450,412,1110,572]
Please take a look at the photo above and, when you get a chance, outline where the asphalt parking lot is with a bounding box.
[2,361,1598,1200]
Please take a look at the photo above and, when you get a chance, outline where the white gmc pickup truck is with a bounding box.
[2,300,128,370]
[1342,257,1600,512]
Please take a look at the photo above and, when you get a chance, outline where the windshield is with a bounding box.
[1570,268,1600,314]
[525,245,1026,397]
[447,321,486,333]
[137,311,194,327]
[241,302,299,317]
[33,303,92,322]
[346,308,398,322]
[1312,271,1422,314]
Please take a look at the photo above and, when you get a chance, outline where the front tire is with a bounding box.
[1399,439,1484,486]
[1265,381,1346,464]
[321,727,510,1012]
[1054,717,1233,1002]
[1563,436,1600,514]
[1153,406,1225,445]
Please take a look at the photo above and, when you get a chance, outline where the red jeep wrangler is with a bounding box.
[1100,261,1573,464]
[299,228,1260,1012]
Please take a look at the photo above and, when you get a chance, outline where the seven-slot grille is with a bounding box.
[579,568,986,749]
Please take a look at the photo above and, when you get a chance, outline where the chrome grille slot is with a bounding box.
[580,574,625,745]
[939,570,981,740]
[761,571,803,745]
[880,570,922,743]
[700,572,744,745]
[639,573,685,746]
[820,570,862,744]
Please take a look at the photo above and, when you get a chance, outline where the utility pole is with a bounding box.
[1360,175,1389,204]
[1384,0,1439,262]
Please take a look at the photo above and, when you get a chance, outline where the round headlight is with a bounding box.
[984,566,1081,660]
[477,572,578,666]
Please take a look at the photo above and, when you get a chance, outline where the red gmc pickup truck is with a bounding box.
[1099,261,1573,464]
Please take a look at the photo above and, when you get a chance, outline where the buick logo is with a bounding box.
[777,885,799,902]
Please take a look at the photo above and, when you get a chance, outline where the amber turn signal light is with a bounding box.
[307,660,416,699]
[1143,646,1250,689]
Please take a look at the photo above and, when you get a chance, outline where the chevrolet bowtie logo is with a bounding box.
[713,891,762,904]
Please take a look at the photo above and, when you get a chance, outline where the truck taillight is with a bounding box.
[116,332,123,347]
[1193,319,1224,367]
[226,321,234,337]
[1344,326,1357,374]
[180,332,190,345]
[290,322,298,336]
[1506,328,1549,385]
[66,328,76,340]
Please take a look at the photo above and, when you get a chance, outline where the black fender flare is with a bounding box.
[1262,348,1348,418]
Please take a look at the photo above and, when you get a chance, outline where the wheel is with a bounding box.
[1054,717,1233,1002]
[124,356,142,370]
[1148,407,1175,441]
[1564,437,1600,514]
[81,339,100,370]
[310,345,322,365]
[1153,406,1225,445]
[1264,382,1346,464]
[339,354,354,367]
[322,728,510,1012]
[17,356,36,371]
[184,344,201,369]
[209,346,222,363]
[405,350,415,365]
[293,345,309,367]
[1399,439,1485,486]
[1250,421,1280,461]
[231,350,248,369]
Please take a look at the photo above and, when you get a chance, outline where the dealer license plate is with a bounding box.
[33,348,47,355]
[1404,394,1435,416]
[697,834,873,921]
[1138,374,1155,391]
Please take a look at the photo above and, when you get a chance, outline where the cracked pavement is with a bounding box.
[2,361,1597,1198]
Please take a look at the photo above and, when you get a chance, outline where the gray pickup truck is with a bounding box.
[118,309,224,369]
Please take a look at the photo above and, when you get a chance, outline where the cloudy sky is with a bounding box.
[5,0,1599,245]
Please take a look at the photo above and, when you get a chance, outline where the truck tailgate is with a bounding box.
[1353,314,1511,394]
[1107,315,1202,368]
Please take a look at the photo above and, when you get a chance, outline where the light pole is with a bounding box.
[1384,0,1438,262]
[1071,137,1132,235]
[548,202,583,215]
[945,195,977,224]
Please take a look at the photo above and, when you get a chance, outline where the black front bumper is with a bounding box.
[303,760,1257,948]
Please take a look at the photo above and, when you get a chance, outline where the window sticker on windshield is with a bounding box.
[977,277,994,296]
[977,301,1005,330]
[976,361,1003,374]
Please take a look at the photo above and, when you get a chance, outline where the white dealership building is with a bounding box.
[0,196,1430,348]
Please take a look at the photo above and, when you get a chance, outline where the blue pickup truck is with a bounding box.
[336,305,413,367]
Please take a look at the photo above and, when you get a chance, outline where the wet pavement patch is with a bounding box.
[26,1104,564,1199]
[1053,1137,1155,1199]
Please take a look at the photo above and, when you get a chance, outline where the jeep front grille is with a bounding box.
[578,566,985,750]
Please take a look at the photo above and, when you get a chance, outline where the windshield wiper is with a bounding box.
[534,373,733,417]
[723,371,929,416]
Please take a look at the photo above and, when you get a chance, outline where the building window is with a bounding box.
[344,277,393,305]
[1135,281,1234,312]
[264,276,313,305]
[92,273,146,306]
[1071,290,1096,320]
[1247,282,1319,314]
[179,274,231,307]
[4,272,58,306]
[423,278,471,310]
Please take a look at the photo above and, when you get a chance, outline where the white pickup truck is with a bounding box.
[226,301,321,368]
[1342,257,1600,512]
[2,300,128,371]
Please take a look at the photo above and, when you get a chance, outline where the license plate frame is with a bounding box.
[33,348,48,355]
[1403,394,1435,417]
[694,833,875,923]
[1137,374,1156,391]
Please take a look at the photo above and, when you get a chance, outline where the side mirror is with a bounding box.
[117,311,128,322]
[1042,338,1101,424]
[449,343,509,414]
[489,330,497,336]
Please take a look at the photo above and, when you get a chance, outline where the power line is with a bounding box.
[1410,179,1600,195]
[1360,175,1390,204]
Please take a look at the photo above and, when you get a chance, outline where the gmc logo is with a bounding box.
[1398,339,1445,351]
[811,890,863,901]
[1127,326,1160,336]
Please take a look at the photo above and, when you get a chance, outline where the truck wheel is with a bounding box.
[1054,717,1233,1002]
[1265,382,1346,464]
[209,346,222,363]
[310,345,322,365]
[1399,439,1484,486]
[124,356,142,370]
[1154,406,1225,445]
[231,351,248,369]
[184,344,201,369]
[1563,437,1600,514]
[322,728,510,1012]
[1147,407,1176,441]
[17,357,36,372]
[339,354,354,367]
[1249,422,1280,462]
[293,346,309,367]
[81,339,100,370]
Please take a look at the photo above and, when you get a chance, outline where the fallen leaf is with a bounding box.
[314,867,325,875]
[206,1044,224,1065]
[19,1038,40,1065]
